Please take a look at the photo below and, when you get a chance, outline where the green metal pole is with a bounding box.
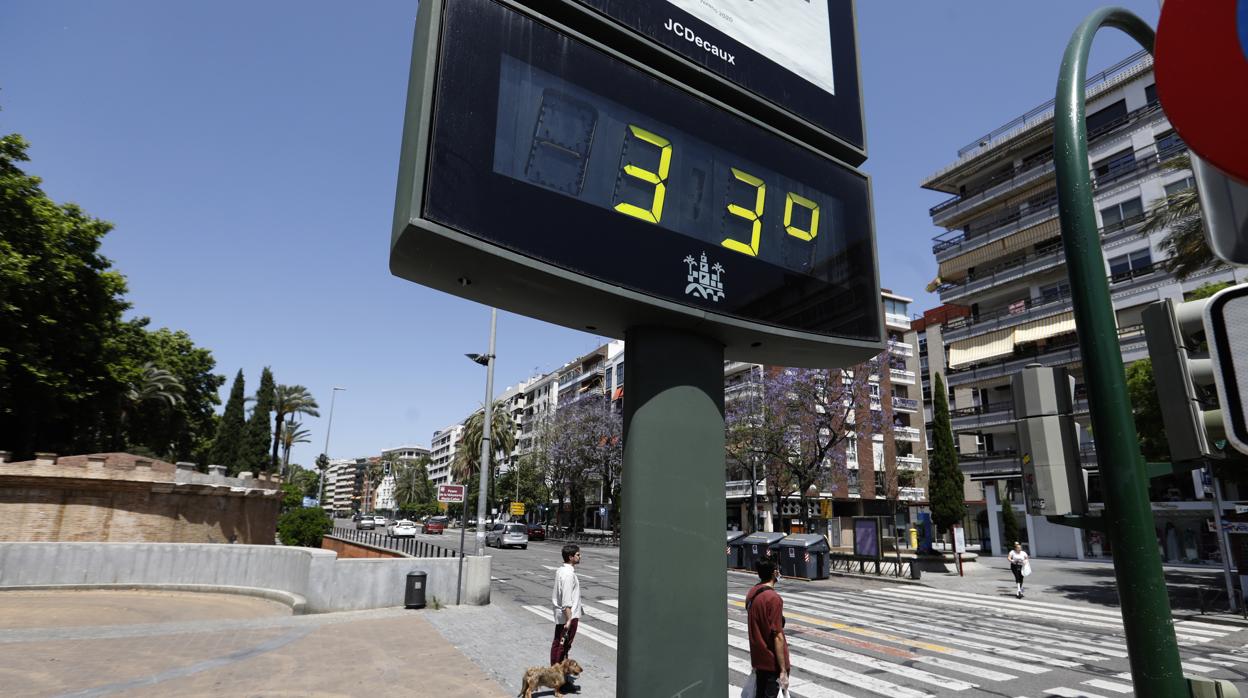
[1054,9,1185,695]
[619,325,726,698]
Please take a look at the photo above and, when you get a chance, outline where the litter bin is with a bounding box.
[405,570,427,609]
[774,534,830,580]
[740,532,787,573]
[726,531,748,569]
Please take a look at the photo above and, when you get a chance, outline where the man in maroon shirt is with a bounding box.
[746,556,790,697]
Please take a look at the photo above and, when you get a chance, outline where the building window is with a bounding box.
[1155,129,1185,160]
[884,298,908,317]
[1109,248,1154,283]
[1144,83,1158,105]
[1164,177,1195,197]
[1086,99,1127,138]
[616,363,624,384]
[1039,280,1070,303]
[1092,148,1135,182]
[1099,197,1144,228]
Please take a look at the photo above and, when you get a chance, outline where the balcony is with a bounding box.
[888,341,914,358]
[899,487,926,502]
[885,312,911,330]
[928,97,1163,228]
[892,396,919,413]
[897,455,923,471]
[946,324,1146,388]
[889,368,917,386]
[959,451,1023,479]
[726,480,758,498]
[950,401,1015,432]
[893,426,921,442]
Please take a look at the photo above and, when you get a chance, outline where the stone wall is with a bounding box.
[0,453,282,544]
[0,542,492,611]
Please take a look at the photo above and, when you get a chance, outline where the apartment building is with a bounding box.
[429,424,464,487]
[921,51,1246,562]
[327,457,362,514]
[724,292,930,542]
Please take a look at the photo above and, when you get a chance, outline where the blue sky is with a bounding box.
[0,1,1162,468]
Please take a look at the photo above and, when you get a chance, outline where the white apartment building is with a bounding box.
[326,458,360,514]
[429,424,464,487]
[921,51,1246,562]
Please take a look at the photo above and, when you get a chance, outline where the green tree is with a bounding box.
[929,373,966,538]
[119,361,183,448]
[1186,281,1233,302]
[212,370,247,472]
[277,507,332,547]
[1001,495,1021,548]
[243,367,276,473]
[278,420,311,476]
[495,456,549,516]
[394,455,435,511]
[1126,359,1169,462]
[315,452,330,503]
[272,384,319,475]
[452,402,517,511]
[1140,154,1220,280]
[0,133,130,458]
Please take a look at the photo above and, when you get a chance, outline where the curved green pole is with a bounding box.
[1055,8,1185,695]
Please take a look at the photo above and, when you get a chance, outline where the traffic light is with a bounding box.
[1012,364,1086,516]
[1142,298,1226,463]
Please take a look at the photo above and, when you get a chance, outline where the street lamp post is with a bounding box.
[467,308,498,557]
[319,386,346,510]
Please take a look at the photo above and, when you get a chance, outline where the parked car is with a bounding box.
[387,519,418,538]
[526,523,546,541]
[424,516,448,535]
[486,522,529,550]
[356,517,375,530]
[373,515,387,526]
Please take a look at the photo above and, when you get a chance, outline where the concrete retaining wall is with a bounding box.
[0,542,491,612]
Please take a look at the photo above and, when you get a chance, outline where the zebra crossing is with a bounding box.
[520,583,1247,696]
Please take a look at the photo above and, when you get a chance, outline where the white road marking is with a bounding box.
[1082,678,1133,693]
[1041,688,1109,697]
[725,633,933,698]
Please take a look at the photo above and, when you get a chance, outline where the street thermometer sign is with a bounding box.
[391,0,882,368]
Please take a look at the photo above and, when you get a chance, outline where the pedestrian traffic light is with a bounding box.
[1142,298,1226,463]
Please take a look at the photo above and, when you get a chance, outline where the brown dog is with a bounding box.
[517,658,582,698]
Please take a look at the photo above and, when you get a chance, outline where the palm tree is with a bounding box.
[271,385,319,472]
[394,456,434,512]
[363,460,386,513]
[1140,153,1220,279]
[119,362,184,449]
[279,420,311,477]
[451,402,517,510]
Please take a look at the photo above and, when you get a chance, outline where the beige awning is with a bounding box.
[1013,311,1076,344]
[948,328,1016,368]
[938,216,1061,281]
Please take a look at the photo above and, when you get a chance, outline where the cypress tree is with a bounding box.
[211,370,246,473]
[928,372,966,538]
[244,367,276,473]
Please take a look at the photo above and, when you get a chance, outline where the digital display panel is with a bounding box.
[403,0,880,346]
[492,55,845,278]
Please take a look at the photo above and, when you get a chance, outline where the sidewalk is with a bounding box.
[0,589,508,697]
[916,552,1248,627]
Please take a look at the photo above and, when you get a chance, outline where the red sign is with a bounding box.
[1154,0,1248,183]
[437,484,466,503]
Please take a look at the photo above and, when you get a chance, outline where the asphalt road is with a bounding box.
[330,522,1248,696]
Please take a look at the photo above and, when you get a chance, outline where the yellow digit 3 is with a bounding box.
[613,125,672,224]
[721,167,765,256]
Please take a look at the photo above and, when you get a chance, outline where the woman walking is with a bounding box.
[1007,542,1030,598]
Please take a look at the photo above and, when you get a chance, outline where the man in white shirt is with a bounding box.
[550,544,582,667]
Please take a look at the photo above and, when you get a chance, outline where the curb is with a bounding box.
[0,583,309,614]
[1172,611,1248,629]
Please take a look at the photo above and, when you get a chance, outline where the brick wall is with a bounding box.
[0,453,280,544]
[321,536,406,559]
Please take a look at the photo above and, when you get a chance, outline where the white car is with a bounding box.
[373,515,387,527]
[387,520,418,538]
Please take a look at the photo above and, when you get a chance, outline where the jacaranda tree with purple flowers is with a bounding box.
[725,358,883,532]
[532,392,622,532]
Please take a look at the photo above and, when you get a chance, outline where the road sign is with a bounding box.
[1154,0,1248,183]
[1203,283,1248,456]
[516,0,866,163]
[391,0,882,369]
[437,484,466,503]
[510,502,525,516]
[1193,155,1248,266]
